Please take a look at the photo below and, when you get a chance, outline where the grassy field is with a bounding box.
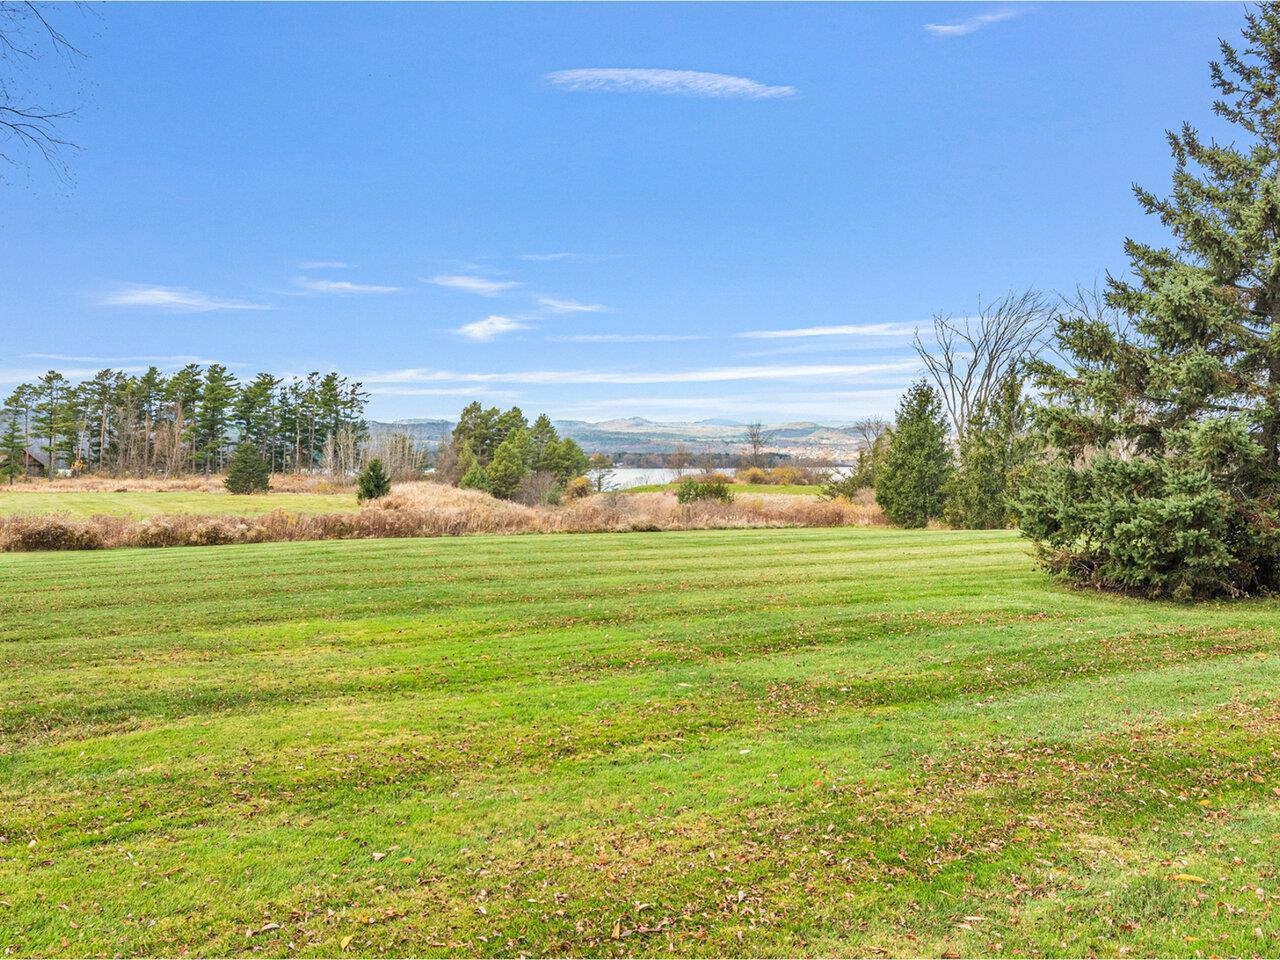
[0,488,358,519]
[4,528,1280,957]
[624,482,822,495]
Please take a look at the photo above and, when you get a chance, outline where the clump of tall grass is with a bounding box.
[0,481,883,551]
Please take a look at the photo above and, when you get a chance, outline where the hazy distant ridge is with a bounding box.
[367,416,866,458]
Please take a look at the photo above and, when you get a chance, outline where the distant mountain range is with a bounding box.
[367,416,869,460]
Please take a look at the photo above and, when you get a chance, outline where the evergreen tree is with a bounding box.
[552,437,590,481]
[194,364,238,473]
[233,373,280,460]
[224,441,270,494]
[356,458,392,501]
[458,460,491,493]
[1,395,26,484]
[80,369,121,471]
[31,371,75,477]
[529,413,558,465]
[874,381,952,528]
[943,372,1035,529]
[452,402,501,463]
[1023,6,1280,598]
[488,427,532,499]
[165,364,204,473]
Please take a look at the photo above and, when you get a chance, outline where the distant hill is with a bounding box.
[367,415,866,461]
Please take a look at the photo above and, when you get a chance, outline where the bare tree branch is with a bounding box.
[913,289,1052,439]
[0,1,83,176]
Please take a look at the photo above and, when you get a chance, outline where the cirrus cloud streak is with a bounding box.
[100,285,271,313]
[546,68,796,100]
[365,360,919,386]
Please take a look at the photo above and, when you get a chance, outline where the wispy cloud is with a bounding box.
[738,323,915,339]
[455,316,530,341]
[537,296,608,314]
[101,285,271,313]
[294,278,399,295]
[545,68,797,100]
[549,334,705,343]
[924,8,1022,37]
[428,274,521,297]
[365,386,496,397]
[24,352,223,365]
[521,252,582,262]
[364,360,919,386]
[298,260,349,270]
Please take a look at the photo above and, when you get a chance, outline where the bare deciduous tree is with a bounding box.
[743,421,775,468]
[668,442,693,478]
[1,2,83,175]
[913,288,1051,440]
[847,417,890,452]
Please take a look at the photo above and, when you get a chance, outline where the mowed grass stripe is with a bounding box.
[5,528,1280,956]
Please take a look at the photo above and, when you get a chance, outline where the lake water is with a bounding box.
[608,468,683,489]
[607,466,853,490]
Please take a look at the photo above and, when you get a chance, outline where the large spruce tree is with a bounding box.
[1022,5,1280,598]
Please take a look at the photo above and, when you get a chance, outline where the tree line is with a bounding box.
[1,366,369,480]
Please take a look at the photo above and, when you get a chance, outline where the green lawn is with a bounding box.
[0,488,358,519]
[625,482,822,495]
[4,528,1280,957]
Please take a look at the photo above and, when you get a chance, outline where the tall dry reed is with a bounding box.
[0,482,883,551]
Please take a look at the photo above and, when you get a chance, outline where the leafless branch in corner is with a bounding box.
[0,1,84,176]
[913,288,1052,440]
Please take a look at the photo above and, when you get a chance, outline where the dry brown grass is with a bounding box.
[0,481,884,551]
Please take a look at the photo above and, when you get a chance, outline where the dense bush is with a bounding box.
[562,475,593,500]
[820,471,864,501]
[356,459,392,502]
[458,461,491,493]
[676,478,734,504]
[224,443,270,494]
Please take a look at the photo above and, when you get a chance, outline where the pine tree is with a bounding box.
[356,458,392,501]
[194,364,238,473]
[458,460,491,493]
[31,371,75,478]
[874,381,952,528]
[1,396,26,484]
[1023,5,1280,598]
[487,428,532,499]
[224,441,270,494]
[943,372,1035,529]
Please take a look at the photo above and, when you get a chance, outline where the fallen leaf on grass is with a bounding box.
[340,934,353,951]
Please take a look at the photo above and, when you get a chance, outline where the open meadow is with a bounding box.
[0,488,359,520]
[5,527,1280,957]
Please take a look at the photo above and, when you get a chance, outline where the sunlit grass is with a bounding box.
[4,527,1280,956]
[0,488,358,519]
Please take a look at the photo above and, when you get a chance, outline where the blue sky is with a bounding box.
[2,2,1246,423]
